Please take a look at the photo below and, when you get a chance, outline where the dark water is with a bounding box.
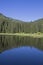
[0,36,43,65]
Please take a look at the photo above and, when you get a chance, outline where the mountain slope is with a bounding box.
[0,13,43,33]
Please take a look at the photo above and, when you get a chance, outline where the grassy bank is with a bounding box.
[0,33,43,38]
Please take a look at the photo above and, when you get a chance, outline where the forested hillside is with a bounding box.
[0,13,43,33]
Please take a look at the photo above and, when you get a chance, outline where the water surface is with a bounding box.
[0,36,43,65]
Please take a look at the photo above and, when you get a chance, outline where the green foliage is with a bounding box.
[0,13,43,33]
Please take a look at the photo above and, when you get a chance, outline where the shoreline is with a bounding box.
[0,33,43,38]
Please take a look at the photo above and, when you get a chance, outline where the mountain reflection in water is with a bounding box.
[0,35,43,52]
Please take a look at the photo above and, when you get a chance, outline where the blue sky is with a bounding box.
[0,0,43,21]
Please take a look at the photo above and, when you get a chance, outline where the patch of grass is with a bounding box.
[0,33,43,38]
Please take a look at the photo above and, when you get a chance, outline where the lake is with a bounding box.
[0,36,43,65]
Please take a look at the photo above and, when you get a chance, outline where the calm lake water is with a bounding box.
[0,36,43,65]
